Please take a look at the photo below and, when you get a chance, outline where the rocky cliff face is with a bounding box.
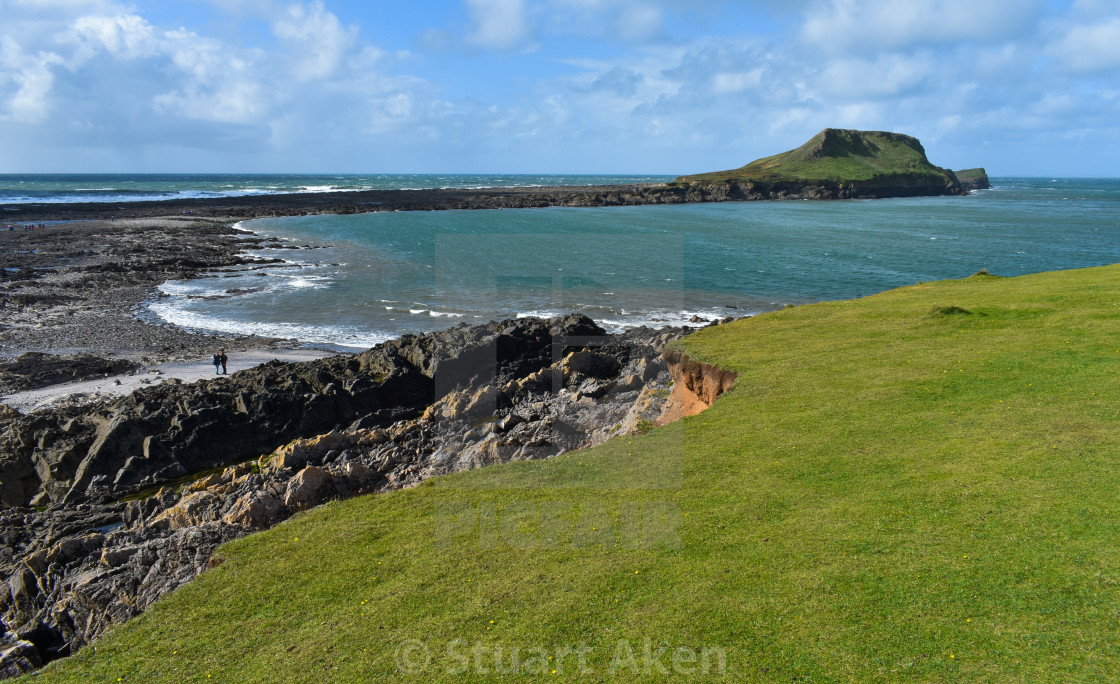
[0,315,725,677]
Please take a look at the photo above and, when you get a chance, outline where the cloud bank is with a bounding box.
[0,0,1117,175]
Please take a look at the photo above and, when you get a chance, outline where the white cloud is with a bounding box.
[712,69,762,94]
[801,0,1043,54]
[465,0,533,50]
[366,93,415,133]
[0,36,63,123]
[1,0,1118,174]
[151,30,266,125]
[0,0,432,161]
[1049,18,1120,72]
[271,1,359,81]
[69,14,159,60]
[815,53,934,99]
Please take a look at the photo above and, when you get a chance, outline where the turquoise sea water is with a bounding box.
[140,177,1120,349]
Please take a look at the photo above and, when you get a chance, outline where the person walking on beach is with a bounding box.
[218,349,228,374]
[212,350,224,375]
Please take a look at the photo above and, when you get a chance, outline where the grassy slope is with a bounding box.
[678,129,950,184]
[34,265,1120,682]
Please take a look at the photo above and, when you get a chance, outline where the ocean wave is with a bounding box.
[515,310,564,319]
[278,273,331,289]
[0,186,364,205]
[145,300,391,349]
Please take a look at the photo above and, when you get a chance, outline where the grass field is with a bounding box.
[32,264,1120,682]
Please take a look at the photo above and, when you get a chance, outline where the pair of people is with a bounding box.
[212,349,228,375]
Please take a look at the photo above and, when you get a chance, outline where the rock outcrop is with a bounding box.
[0,317,704,676]
[0,354,140,395]
[0,314,609,508]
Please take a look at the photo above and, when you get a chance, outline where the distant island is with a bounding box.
[675,128,970,199]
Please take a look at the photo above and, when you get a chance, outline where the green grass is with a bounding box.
[31,265,1120,682]
[677,129,951,184]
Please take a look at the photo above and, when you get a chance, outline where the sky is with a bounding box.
[1,0,1119,176]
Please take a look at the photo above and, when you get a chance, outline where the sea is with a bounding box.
[4,174,1119,350]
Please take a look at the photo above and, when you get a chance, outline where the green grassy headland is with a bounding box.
[676,128,958,186]
[33,264,1120,682]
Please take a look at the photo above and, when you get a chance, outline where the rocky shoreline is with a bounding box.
[1,175,968,224]
[0,312,742,676]
[0,217,321,394]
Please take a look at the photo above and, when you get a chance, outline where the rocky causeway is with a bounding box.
[1,173,967,225]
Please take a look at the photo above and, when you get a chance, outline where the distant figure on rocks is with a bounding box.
[212,350,228,375]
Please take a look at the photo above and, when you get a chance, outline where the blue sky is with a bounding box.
[1,0,1118,176]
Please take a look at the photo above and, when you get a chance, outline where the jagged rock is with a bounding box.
[275,443,310,471]
[188,472,225,491]
[151,491,221,531]
[1,314,607,507]
[221,492,283,529]
[0,354,139,395]
[560,351,621,381]
[99,545,140,568]
[494,414,524,433]
[0,634,41,678]
[284,466,332,512]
